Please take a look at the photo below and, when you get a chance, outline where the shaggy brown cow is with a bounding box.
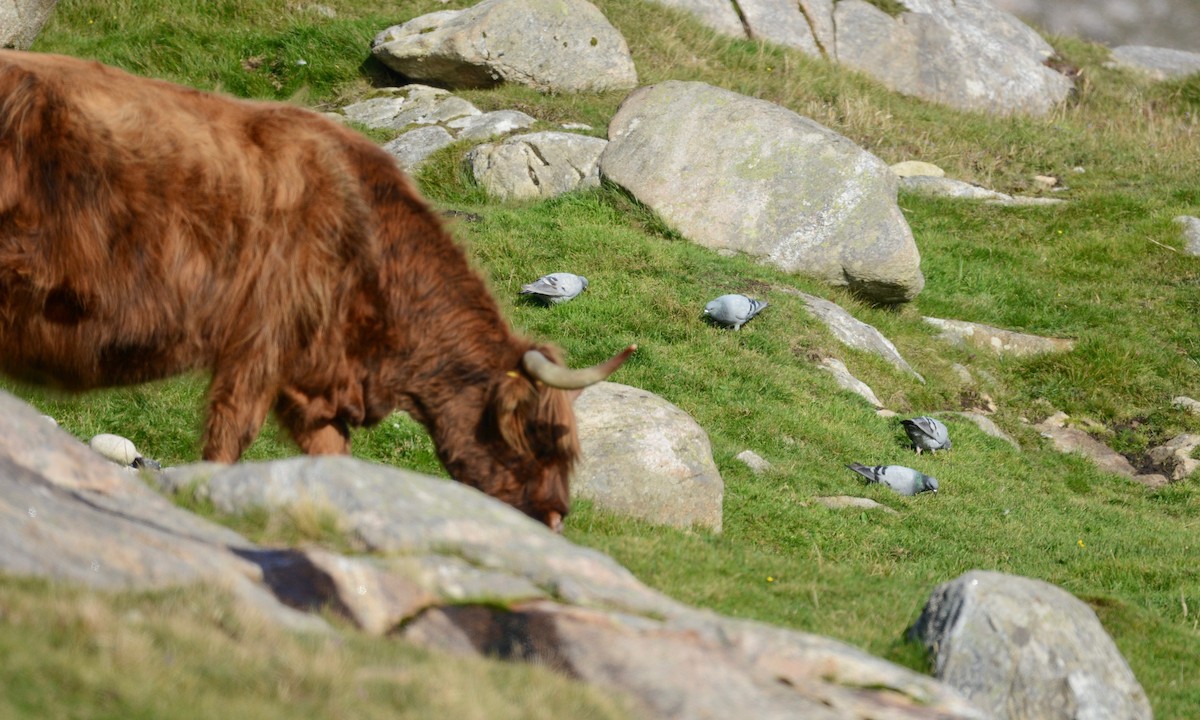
[0,50,633,531]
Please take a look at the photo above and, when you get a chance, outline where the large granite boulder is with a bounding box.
[832,0,1072,116]
[641,0,1071,116]
[910,570,1152,720]
[600,81,924,304]
[370,0,637,93]
[572,382,724,532]
[0,0,56,49]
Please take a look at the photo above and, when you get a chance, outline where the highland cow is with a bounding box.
[0,50,633,531]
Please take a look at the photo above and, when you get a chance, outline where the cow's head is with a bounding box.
[438,344,635,532]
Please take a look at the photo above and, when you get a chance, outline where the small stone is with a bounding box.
[89,434,140,466]
[814,496,898,514]
[735,450,772,475]
[890,160,945,178]
[1032,174,1058,189]
[1172,396,1200,414]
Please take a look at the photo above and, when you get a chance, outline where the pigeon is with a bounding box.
[846,463,939,496]
[901,416,952,455]
[703,294,768,330]
[520,272,588,304]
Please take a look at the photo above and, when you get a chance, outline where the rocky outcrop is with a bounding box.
[150,457,984,719]
[370,0,637,93]
[601,81,924,304]
[641,0,1071,115]
[818,356,885,408]
[0,0,57,50]
[910,570,1152,720]
[833,0,1071,116]
[993,0,1200,54]
[572,382,724,532]
[1110,45,1200,80]
[796,291,924,381]
[924,316,1075,356]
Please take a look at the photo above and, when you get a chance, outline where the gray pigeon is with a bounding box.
[846,463,939,496]
[521,272,588,303]
[704,294,767,330]
[901,416,952,455]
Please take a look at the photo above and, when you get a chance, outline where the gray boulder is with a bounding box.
[601,81,924,304]
[572,382,724,532]
[1,0,57,49]
[910,570,1152,720]
[370,0,638,93]
[796,291,924,381]
[834,0,1072,116]
[1110,45,1200,80]
[467,131,608,200]
[640,0,1071,115]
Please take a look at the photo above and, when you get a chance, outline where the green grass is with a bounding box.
[6,0,1200,716]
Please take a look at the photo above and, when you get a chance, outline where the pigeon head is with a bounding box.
[925,475,940,493]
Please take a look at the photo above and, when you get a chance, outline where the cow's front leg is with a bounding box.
[202,368,276,463]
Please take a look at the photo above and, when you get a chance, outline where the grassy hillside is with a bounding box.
[4,0,1199,716]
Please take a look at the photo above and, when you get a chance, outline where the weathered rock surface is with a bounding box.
[381,125,455,169]
[1110,45,1200,80]
[601,81,924,304]
[993,0,1200,53]
[796,291,924,381]
[467,131,608,200]
[0,392,327,633]
[1174,215,1200,256]
[1172,395,1200,414]
[818,356,885,408]
[1035,412,1137,478]
[152,456,985,719]
[735,449,772,475]
[910,570,1152,720]
[834,0,1071,116]
[572,382,724,532]
[370,0,637,93]
[942,411,1019,450]
[342,85,481,129]
[891,160,945,178]
[0,0,57,50]
[900,176,1066,206]
[924,317,1075,357]
[644,0,1071,115]
[1145,433,1200,481]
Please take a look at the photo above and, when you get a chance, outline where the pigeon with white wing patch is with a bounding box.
[521,272,589,303]
[704,294,767,330]
[846,463,939,496]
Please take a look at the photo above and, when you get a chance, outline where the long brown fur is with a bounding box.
[0,50,579,528]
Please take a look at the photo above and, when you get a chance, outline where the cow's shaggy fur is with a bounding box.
[0,50,622,529]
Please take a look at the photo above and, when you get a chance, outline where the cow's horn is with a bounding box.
[522,344,637,390]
